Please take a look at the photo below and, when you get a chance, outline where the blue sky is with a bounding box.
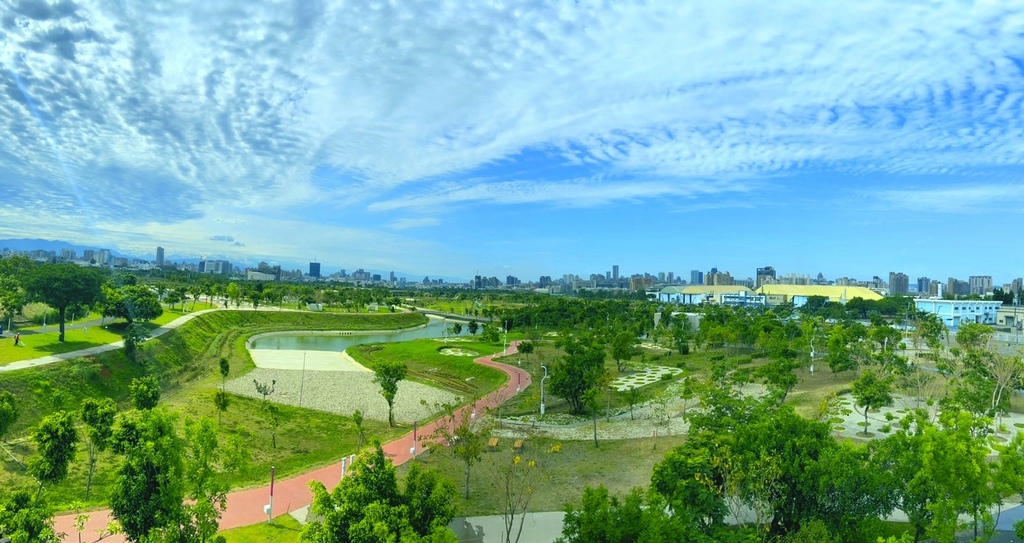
[1,0,1023,283]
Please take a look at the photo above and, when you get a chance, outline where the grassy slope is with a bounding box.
[0,310,427,510]
[347,338,508,399]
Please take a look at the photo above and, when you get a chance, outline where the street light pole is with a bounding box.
[540,365,549,416]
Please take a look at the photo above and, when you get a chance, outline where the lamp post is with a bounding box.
[540,365,549,416]
[809,336,815,375]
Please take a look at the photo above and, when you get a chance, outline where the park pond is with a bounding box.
[248,315,472,352]
[229,316,475,423]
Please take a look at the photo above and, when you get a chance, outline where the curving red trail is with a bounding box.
[54,342,531,542]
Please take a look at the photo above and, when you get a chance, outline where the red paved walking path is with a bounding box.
[54,342,530,542]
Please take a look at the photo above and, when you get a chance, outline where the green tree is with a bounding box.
[122,322,150,362]
[373,361,408,427]
[956,323,993,352]
[433,417,486,499]
[481,323,500,343]
[468,320,479,335]
[449,322,463,336]
[610,330,638,372]
[101,284,163,324]
[130,376,161,410]
[110,408,184,542]
[404,463,457,537]
[850,369,893,436]
[24,264,104,342]
[518,341,535,365]
[559,486,693,543]
[0,389,19,442]
[219,357,230,388]
[213,390,230,425]
[28,410,78,495]
[302,442,457,542]
[550,335,606,415]
[0,490,60,543]
[80,397,117,500]
[0,273,27,328]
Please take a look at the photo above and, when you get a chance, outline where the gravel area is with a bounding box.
[491,383,770,441]
[225,368,460,423]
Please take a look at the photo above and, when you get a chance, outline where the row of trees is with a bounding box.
[0,259,165,343]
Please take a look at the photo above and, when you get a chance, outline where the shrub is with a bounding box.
[680,344,689,355]
[710,354,725,361]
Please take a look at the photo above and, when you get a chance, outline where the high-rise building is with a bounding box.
[667,272,675,284]
[755,266,776,288]
[706,269,734,286]
[155,246,165,268]
[59,248,76,262]
[97,249,111,266]
[968,275,993,295]
[947,277,970,297]
[888,272,909,295]
[916,276,930,294]
[612,265,619,280]
[690,270,703,285]
[1012,278,1024,297]
[309,262,321,278]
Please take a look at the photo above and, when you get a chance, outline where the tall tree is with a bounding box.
[24,264,104,342]
[101,284,163,324]
[80,397,117,500]
[0,273,27,328]
[610,330,638,372]
[851,369,893,436]
[109,408,184,542]
[550,335,606,415]
[29,410,79,492]
[302,442,457,542]
[373,361,408,427]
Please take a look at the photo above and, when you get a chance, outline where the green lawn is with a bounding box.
[217,513,303,543]
[347,338,508,399]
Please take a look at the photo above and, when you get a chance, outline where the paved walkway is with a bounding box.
[53,341,531,542]
[0,309,220,373]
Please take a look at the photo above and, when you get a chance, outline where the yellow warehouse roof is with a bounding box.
[755,284,883,302]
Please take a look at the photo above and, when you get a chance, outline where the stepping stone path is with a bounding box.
[611,365,683,391]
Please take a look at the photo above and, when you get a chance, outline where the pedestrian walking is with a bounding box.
[13,332,20,346]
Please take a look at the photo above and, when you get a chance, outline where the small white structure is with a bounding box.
[915,299,1002,328]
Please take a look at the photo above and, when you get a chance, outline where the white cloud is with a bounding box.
[2,0,1024,268]
[387,217,440,231]
[868,184,1024,213]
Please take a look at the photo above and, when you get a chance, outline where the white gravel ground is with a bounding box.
[225,368,460,423]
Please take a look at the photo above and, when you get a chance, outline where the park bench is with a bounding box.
[513,439,524,452]
[487,437,499,451]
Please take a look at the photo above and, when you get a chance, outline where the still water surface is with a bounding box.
[249,318,470,352]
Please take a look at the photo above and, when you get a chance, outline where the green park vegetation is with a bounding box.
[347,338,508,399]
[0,310,427,513]
[6,260,1024,541]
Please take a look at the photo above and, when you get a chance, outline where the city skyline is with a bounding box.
[2,2,1024,279]
[5,237,1024,292]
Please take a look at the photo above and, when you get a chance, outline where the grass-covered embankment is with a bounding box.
[0,310,426,510]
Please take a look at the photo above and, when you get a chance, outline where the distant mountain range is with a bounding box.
[0,238,468,283]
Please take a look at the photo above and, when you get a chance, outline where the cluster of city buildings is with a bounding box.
[3,244,1022,328]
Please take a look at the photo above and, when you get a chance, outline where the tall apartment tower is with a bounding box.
[155,246,165,268]
[690,270,703,285]
[309,262,321,278]
[888,272,909,295]
[916,276,930,294]
[612,265,620,280]
[755,266,776,288]
[968,276,993,295]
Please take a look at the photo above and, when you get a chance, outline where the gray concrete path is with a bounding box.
[0,308,220,373]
